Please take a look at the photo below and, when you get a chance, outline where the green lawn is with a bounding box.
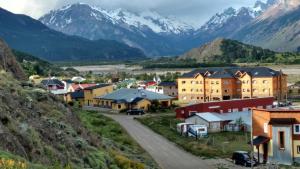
[137,114,251,158]
[77,110,160,169]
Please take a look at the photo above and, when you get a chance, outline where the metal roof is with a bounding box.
[190,111,251,124]
[181,67,282,78]
[158,81,177,86]
[193,113,225,122]
[96,88,174,102]
[41,79,64,86]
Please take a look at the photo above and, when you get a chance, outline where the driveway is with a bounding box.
[105,114,243,169]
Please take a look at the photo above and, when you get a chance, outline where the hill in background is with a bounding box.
[179,38,300,64]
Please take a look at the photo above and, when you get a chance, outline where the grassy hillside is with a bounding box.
[0,71,159,169]
[179,38,300,64]
[12,50,79,77]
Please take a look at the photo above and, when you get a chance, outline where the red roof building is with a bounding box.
[175,97,274,119]
[68,84,97,92]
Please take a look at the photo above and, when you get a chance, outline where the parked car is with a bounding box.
[232,151,258,167]
[127,109,145,115]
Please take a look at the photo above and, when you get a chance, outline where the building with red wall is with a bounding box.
[175,97,274,119]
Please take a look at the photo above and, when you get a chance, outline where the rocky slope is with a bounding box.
[232,0,300,52]
[0,7,145,61]
[0,41,159,169]
[0,39,26,80]
[39,3,194,56]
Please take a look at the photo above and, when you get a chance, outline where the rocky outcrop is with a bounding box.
[0,39,26,80]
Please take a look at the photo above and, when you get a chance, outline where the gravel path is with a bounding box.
[105,114,227,169]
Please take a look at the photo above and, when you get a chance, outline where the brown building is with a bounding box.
[177,67,287,103]
[252,109,300,165]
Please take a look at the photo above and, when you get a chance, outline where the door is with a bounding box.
[272,126,293,165]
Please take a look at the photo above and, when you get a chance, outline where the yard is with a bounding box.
[136,114,251,158]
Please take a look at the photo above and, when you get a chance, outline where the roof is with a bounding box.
[41,79,64,86]
[191,113,226,122]
[188,111,251,124]
[249,136,270,146]
[63,79,73,83]
[71,84,96,91]
[96,88,173,102]
[70,91,84,99]
[180,67,282,79]
[84,84,111,90]
[158,82,177,86]
[269,118,296,125]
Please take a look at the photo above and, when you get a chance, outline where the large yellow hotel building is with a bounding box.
[177,67,287,103]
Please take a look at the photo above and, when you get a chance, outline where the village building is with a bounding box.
[288,83,300,99]
[41,78,64,91]
[185,111,251,133]
[94,88,174,111]
[83,84,113,106]
[145,82,178,97]
[177,67,287,103]
[252,108,300,165]
[158,82,178,97]
[176,97,274,119]
[67,83,96,92]
[65,84,113,106]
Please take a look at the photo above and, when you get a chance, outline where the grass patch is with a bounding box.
[137,114,251,158]
[77,110,159,169]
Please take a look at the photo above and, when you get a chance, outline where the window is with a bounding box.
[263,80,268,84]
[294,124,300,134]
[252,80,256,84]
[216,89,219,93]
[182,89,186,92]
[223,80,229,85]
[118,104,121,109]
[297,146,300,154]
[224,89,228,93]
[216,81,219,84]
[211,81,214,84]
[264,123,268,133]
[182,81,186,84]
[279,131,285,149]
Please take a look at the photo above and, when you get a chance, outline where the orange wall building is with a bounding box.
[252,109,300,165]
[178,67,287,103]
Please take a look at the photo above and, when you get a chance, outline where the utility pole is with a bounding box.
[250,109,254,169]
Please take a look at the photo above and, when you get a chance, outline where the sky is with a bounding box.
[0,0,259,27]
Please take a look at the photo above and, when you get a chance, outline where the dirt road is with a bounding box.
[105,114,242,169]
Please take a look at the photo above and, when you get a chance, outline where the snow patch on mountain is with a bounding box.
[41,3,194,34]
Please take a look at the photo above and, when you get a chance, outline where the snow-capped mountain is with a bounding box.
[39,3,195,56]
[200,0,277,32]
[189,0,279,49]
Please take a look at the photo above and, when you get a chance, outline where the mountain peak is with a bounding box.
[257,0,300,20]
[41,3,194,35]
